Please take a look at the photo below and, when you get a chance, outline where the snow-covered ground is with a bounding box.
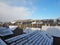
[42,26,60,37]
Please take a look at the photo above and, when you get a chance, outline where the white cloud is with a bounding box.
[0,0,34,7]
[0,2,32,22]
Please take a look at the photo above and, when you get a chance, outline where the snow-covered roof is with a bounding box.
[31,22,36,24]
[31,21,43,24]
[23,27,41,33]
[9,26,18,31]
[5,30,53,45]
[0,38,7,45]
[42,26,60,37]
[11,21,16,24]
[0,27,13,36]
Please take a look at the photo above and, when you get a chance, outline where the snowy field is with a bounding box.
[42,26,60,37]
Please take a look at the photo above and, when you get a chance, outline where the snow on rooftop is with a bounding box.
[31,22,43,24]
[11,21,16,24]
[0,38,7,45]
[0,27,13,36]
[23,27,41,33]
[42,26,60,37]
[31,22,36,24]
[5,30,53,45]
[9,26,18,31]
[30,28,41,30]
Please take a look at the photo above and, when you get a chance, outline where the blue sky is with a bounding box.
[0,0,60,22]
[29,0,60,19]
